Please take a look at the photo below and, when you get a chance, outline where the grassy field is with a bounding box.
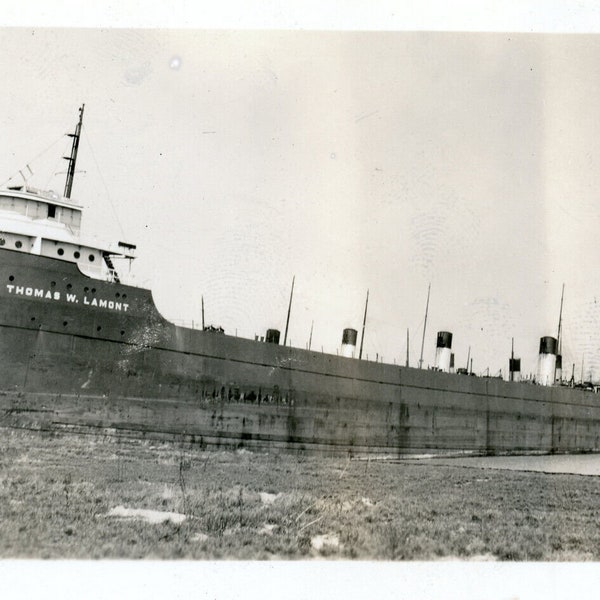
[1,428,600,560]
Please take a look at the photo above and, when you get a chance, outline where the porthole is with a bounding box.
[84,287,89,293]
[50,281,56,287]
[115,292,120,298]
[9,275,14,282]
[91,288,96,293]
[0,238,5,246]
[15,241,22,249]
[74,251,80,259]
[30,317,36,322]
[122,293,127,299]
[96,326,102,332]
[120,330,125,336]
[66,284,72,290]
[57,248,64,256]
[88,254,95,262]
[63,321,68,327]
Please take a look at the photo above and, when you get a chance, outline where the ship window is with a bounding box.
[88,254,95,262]
[9,275,14,281]
[57,248,64,256]
[15,241,22,249]
[66,284,72,290]
[74,251,80,259]
[97,326,102,332]
[120,330,125,336]
[48,204,56,219]
[8,198,26,216]
[63,321,68,327]
[0,238,5,246]
[33,202,45,219]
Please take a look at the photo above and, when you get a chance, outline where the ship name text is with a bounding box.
[5,284,129,312]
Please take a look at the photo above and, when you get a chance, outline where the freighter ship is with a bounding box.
[1,106,600,455]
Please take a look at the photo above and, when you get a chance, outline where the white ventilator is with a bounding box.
[536,336,557,386]
[341,328,357,358]
[434,331,453,372]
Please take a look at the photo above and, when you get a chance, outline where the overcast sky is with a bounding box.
[3,26,600,379]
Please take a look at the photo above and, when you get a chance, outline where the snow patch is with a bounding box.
[106,505,186,525]
[311,533,340,551]
[161,485,175,500]
[441,554,497,562]
[259,492,281,504]
[259,523,277,536]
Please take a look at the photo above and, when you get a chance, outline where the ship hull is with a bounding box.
[1,248,600,455]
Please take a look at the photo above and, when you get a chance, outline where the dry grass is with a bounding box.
[1,428,600,560]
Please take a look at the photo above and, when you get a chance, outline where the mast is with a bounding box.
[283,275,295,347]
[406,328,410,367]
[63,104,85,199]
[418,283,431,369]
[201,295,205,330]
[358,289,369,360]
[308,320,314,351]
[510,337,514,382]
[556,283,565,355]
[554,283,565,383]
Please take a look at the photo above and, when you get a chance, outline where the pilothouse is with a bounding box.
[0,105,136,283]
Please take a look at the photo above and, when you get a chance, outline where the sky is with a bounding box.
[3,19,600,380]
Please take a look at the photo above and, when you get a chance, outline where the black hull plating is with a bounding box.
[1,248,600,455]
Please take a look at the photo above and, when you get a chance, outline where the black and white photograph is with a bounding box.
[1,2,600,598]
